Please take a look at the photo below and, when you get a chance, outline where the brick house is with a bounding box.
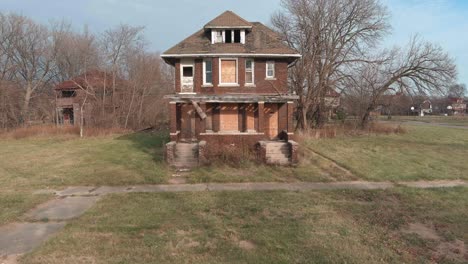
[162,11,301,167]
[55,70,122,126]
[448,97,467,116]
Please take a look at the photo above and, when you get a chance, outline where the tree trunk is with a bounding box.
[22,86,33,126]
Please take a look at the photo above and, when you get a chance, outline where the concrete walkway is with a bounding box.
[53,180,468,197]
[1,180,467,262]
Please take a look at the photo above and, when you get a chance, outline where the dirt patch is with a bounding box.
[401,223,441,241]
[239,240,256,251]
[1,255,19,264]
[433,240,468,263]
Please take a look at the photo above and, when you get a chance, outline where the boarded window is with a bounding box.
[220,59,237,84]
[220,104,239,131]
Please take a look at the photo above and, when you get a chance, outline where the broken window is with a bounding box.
[234,30,241,43]
[61,90,76,98]
[225,30,232,43]
[216,31,223,43]
[183,66,193,77]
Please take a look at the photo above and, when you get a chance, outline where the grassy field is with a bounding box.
[0,192,52,226]
[379,115,468,126]
[21,188,468,264]
[306,125,468,181]
[0,132,171,191]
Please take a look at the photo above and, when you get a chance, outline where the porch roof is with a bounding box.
[164,94,299,103]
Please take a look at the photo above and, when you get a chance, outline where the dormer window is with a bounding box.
[212,30,245,44]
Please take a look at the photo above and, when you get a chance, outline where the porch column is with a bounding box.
[257,101,265,133]
[287,101,294,133]
[197,102,207,135]
[169,102,178,141]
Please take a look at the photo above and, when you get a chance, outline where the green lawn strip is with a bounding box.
[379,116,468,126]
[306,125,468,181]
[0,192,52,226]
[0,132,171,190]
[21,188,467,263]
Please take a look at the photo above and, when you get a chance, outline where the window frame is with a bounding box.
[218,58,239,86]
[245,58,255,86]
[203,59,213,86]
[266,61,276,79]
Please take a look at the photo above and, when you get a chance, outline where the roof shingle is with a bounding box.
[163,11,300,61]
[204,11,252,29]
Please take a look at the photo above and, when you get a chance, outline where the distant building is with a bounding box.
[448,97,466,116]
[55,70,123,126]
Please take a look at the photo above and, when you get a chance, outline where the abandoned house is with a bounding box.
[55,70,123,126]
[162,11,301,167]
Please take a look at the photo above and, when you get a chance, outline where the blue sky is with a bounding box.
[1,0,467,85]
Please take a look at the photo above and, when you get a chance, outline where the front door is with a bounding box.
[181,64,194,93]
[264,104,279,139]
[180,104,196,142]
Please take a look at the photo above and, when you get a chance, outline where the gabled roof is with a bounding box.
[55,70,125,91]
[162,11,300,62]
[204,11,252,29]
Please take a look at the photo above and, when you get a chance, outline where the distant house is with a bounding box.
[324,89,341,119]
[419,100,432,116]
[55,70,123,126]
[161,11,301,167]
[448,97,466,116]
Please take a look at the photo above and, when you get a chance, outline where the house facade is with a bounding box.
[55,70,121,126]
[162,11,301,167]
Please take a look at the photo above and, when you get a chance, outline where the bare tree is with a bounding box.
[448,83,466,98]
[100,24,145,125]
[272,0,390,129]
[4,14,58,124]
[347,37,457,127]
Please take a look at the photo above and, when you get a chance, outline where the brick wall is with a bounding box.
[173,58,290,94]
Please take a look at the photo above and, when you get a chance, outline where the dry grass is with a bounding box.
[0,125,131,139]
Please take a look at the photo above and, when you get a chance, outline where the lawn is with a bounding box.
[306,125,468,181]
[0,132,171,191]
[0,192,52,226]
[21,188,468,263]
[379,115,468,126]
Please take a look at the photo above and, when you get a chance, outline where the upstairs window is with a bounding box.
[266,61,275,79]
[203,59,213,85]
[225,30,232,43]
[220,58,238,85]
[216,31,223,43]
[61,90,76,98]
[245,59,254,85]
[214,30,243,44]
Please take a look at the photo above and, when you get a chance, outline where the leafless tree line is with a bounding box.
[273,0,458,128]
[0,12,173,130]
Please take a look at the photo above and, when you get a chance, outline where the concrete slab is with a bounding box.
[399,180,468,189]
[26,196,100,221]
[130,184,208,193]
[92,186,134,196]
[56,186,95,197]
[0,222,65,255]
